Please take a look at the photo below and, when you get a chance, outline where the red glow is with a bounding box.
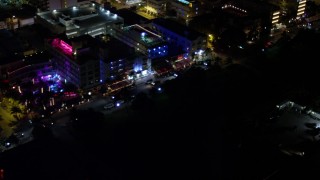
[52,38,72,56]
[64,92,77,97]
[177,55,183,60]
[0,169,3,180]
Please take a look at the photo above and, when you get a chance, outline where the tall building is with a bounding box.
[46,35,103,89]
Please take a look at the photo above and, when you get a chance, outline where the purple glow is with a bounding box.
[52,38,73,56]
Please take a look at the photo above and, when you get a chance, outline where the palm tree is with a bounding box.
[10,106,22,120]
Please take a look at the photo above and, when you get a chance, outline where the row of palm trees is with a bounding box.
[0,105,26,138]
[0,105,24,121]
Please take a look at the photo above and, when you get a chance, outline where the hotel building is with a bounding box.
[36,2,124,38]
[113,24,168,59]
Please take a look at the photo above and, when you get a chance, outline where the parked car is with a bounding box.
[145,79,154,85]
[104,103,115,110]
[115,100,125,107]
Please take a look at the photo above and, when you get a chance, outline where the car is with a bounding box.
[145,79,154,85]
[115,100,125,107]
[104,103,115,110]
[279,144,305,157]
[151,80,160,86]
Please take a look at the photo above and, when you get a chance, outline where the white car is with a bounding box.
[115,100,125,107]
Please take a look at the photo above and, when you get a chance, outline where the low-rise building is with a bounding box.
[0,5,36,30]
[46,34,146,89]
[145,0,167,17]
[168,0,202,24]
[46,35,103,89]
[113,24,168,59]
[99,37,146,82]
[150,18,206,60]
[36,2,124,38]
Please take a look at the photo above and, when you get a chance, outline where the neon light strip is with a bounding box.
[8,65,31,74]
[59,39,72,55]
[52,38,73,55]
[178,0,190,5]
[133,24,162,38]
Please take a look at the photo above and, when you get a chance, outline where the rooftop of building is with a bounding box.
[0,4,36,20]
[115,9,150,26]
[121,24,166,47]
[49,35,100,65]
[100,37,135,62]
[152,18,204,41]
[49,34,135,64]
[37,3,123,29]
[0,29,23,65]
[224,0,280,15]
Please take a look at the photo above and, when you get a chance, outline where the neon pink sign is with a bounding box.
[52,38,72,56]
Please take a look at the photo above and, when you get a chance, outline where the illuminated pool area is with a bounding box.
[114,24,168,58]
[123,24,164,47]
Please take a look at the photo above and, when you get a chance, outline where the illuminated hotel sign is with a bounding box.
[52,38,73,56]
[178,0,190,5]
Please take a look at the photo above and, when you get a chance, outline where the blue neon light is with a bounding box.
[178,0,190,4]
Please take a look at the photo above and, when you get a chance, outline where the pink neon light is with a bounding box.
[60,40,72,54]
[52,38,72,56]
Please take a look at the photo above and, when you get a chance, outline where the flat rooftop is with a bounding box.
[37,4,123,30]
[152,18,204,41]
[225,0,280,15]
[115,9,149,26]
[122,24,165,47]
[49,35,99,65]
[100,38,134,62]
